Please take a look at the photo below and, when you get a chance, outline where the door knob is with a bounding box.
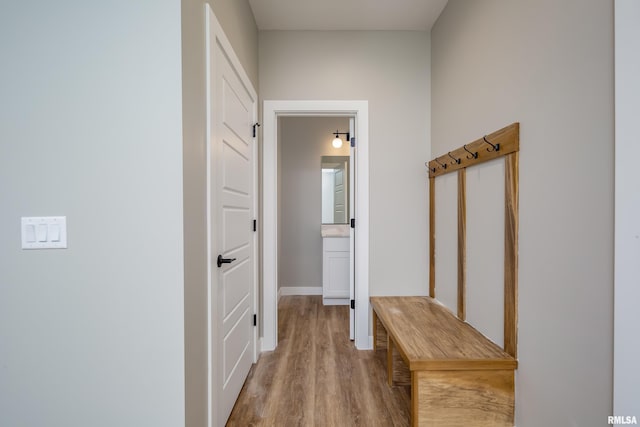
[217,254,237,268]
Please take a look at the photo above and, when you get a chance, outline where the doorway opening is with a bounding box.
[262,100,370,351]
[279,116,351,307]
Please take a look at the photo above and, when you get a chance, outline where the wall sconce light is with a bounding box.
[332,130,350,149]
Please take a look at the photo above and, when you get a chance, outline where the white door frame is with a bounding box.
[262,100,371,351]
[206,6,258,427]
[614,0,640,415]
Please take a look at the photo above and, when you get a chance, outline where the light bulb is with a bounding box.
[332,136,343,148]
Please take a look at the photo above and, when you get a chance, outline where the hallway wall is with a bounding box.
[431,1,614,425]
[0,1,185,425]
[260,30,431,298]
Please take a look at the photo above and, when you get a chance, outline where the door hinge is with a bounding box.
[350,137,356,147]
[350,299,355,310]
[253,219,257,232]
[253,314,257,326]
[350,218,355,229]
[252,122,261,138]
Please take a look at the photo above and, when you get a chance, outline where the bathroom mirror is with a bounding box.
[321,156,350,224]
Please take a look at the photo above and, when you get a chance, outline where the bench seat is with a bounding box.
[370,296,517,427]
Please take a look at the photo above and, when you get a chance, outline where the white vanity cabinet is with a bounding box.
[322,236,350,305]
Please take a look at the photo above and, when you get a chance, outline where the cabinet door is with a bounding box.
[323,238,350,299]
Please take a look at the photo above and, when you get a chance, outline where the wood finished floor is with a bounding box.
[227,296,410,427]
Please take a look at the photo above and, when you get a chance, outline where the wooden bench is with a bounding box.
[371,296,518,427]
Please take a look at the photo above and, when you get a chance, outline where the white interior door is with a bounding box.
[207,8,257,426]
[213,46,255,426]
[349,117,356,340]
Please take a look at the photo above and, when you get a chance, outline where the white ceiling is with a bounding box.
[248,0,449,31]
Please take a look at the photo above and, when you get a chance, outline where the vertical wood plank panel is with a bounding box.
[429,122,519,357]
[458,169,467,321]
[429,177,436,298]
[504,152,519,358]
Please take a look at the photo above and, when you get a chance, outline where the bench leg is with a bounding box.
[374,312,388,351]
[387,336,394,386]
[373,310,410,386]
[386,336,411,387]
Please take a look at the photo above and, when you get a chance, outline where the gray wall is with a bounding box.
[208,0,258,88]
[260,31,431,297]
[0,1,185,426]
[278,117,350,290]
[614,0,640,416]
[431,1,614,425]
[180,1,258,426]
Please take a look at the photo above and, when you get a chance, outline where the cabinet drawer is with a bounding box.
[323,237,349,251]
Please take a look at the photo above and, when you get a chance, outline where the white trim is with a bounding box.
[368,335,374,349]
[349,117,356,340]
[323,298,350,306]
[614,0,640,415]
[205,11,213,427]
[206,6,259,427]
[250,73,259,364]
[262,100,371,352]
[277,287,282,302]
[280,286,323,296]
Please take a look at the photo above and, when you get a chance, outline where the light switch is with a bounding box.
[25,225,36,242]
[36,224,48,242]
[49,224,61,242]
[22,217,67,249]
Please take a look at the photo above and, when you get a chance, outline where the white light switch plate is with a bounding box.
[21,217,67,249]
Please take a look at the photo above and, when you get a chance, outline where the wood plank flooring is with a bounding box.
[227,296,410,426]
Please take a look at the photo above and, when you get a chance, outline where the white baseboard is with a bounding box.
[279,286,323,296]
[278,287,282,302]
[322,297,349,306]
[259,336,276,353]
[355,335,373,350]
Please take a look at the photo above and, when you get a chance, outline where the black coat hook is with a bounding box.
[483,136,500,152]
[434,158,447,170]
[447,152,461,165]
[463,144,478,159]
[425,162,436,174]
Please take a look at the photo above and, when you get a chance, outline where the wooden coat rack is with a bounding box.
[427,122,520,358]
